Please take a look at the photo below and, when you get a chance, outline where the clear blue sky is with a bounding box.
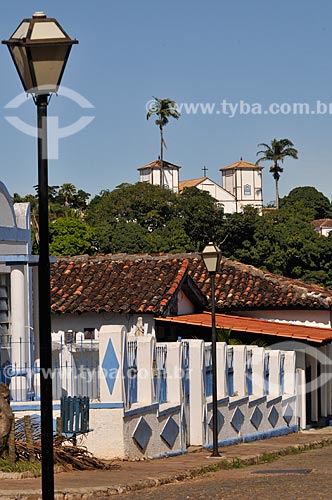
[1,0,332,205]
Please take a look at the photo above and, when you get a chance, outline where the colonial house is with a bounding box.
[50,253,332,428]
[138,158,264,213]
[312,219,332,237]
[50,255,207,339]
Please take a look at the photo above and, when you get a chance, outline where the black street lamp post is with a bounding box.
[202,242,221,457]
[3,12,78,500]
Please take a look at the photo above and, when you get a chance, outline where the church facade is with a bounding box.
[138,159,263,214]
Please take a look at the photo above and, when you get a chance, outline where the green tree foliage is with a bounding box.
[256,139,298,209]
[148,219,193,254]
[280,186,332,219]
[86,183,224,254]
[107,222,150,254]
[177,187,224,250]
[49,218,96,256]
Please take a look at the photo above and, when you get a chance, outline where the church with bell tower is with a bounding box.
[137,158,264,214]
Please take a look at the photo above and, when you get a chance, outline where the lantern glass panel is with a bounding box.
[12,21,30,39]
[31,22,66,40]
[203,254,218,273]
[31,45,69,92]
[9,46,33,91]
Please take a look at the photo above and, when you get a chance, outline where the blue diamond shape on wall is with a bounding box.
[132,417,152,451]
[231,408,244,433]
[268,406,279,428]
[250,406,263,430]
[102,339,119,395]
[283,404,293,426]
[161,417,179,448]
[208,410,224,435]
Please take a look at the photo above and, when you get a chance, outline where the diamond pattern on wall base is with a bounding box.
[283,404,293,426]
[231,408,244,433]
[161,416,179,448]
[250,406,263,430]
[268,406,279,428]
[132,417,152,451]
[208,410,224,435]
[101,339,119,395]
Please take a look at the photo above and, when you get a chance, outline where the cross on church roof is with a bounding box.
[202,166,208,176]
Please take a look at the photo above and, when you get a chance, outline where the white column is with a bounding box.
[309,353,318,422]
[188,339,205,446]
[137,335,155,404]
[268,350,281,396]
[320,345,328,419]
[295,350,306,429]
[327,344,332,416]
[284,351,296,395]
[10,266,27,400]
[251,347,265,397]
[217,342,227,398]
[32,266,40,360]
[232,346,247,397]
[99,324,127,403]
[296,368,306,429]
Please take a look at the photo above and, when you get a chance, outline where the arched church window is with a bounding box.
[244,184,251,196]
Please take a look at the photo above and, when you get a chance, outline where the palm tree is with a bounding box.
[146,97,180,187]
[256,139,298,209]
[58,183,77,207]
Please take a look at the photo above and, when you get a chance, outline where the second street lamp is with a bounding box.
[202,242,221,457]
[3,12,78,500]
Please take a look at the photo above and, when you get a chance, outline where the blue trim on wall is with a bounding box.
[151,449,187,459]
[207,397,229,410]
[12,402,125,412]
[158,404,181,418]
[204,424,298,449]
[229,396,249,409]
[11,404,61,411]
[243,425,298,442]
[90,402,124,409]
[124,403,159,418]
[266,396,282,407]
[249,396,267,408]
[282,395,296,406]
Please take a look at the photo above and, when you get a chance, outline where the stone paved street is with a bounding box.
[116,445,332,500]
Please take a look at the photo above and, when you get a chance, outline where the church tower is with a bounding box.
[220,159,263,212]
[137,159,181,193]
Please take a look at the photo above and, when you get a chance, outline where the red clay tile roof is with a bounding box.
[50,253,332,315]
[51,255,195,315]
[185,254,332,311]
[157,312,332,344]
[220,160,263,171]
[137,159,182,171]
[178,177,207,191]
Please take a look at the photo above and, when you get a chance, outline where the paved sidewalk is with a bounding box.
[1,428,332,500]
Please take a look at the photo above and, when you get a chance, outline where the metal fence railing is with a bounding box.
[154,344,167,404]
[204,343,213,397]
[0,335,99,402]
[127,340,138,407]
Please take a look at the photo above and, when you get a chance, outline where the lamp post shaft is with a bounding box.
[37,94,55,499]
[211,273,220,457]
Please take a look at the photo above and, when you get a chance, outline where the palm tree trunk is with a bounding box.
[160,125,164,188]
[275,176,279,210]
